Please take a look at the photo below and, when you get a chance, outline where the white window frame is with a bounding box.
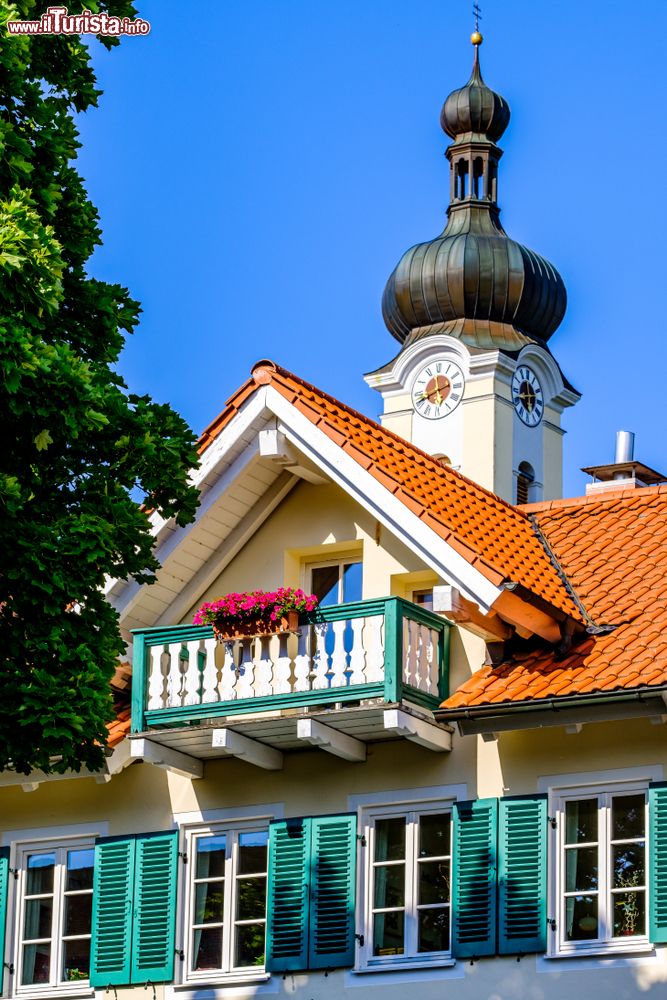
[180,818,270,987]
[10,835,95,999]
[305,557,362,605]
[548,778,651,958]
[353,786,464,973]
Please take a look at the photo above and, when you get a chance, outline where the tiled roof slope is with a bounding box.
[107,707,131,747]
[443,485,667,710]
[199,361,580,619]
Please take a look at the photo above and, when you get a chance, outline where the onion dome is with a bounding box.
[440,43,510,142]
[382,35,566,351]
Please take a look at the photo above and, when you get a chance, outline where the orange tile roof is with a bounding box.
[107,706,131,748]
[198,360,580,620]
[443,485,667,711]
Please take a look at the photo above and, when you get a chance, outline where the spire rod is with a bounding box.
[471,2,483,45]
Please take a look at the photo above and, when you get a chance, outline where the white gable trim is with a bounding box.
[265,387,502,611]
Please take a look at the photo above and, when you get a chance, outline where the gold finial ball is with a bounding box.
[471,30,483,45]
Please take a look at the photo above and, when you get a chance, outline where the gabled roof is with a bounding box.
[442,484,667,712]
[198,360,580,621]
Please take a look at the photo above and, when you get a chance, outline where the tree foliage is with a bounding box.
[0,1,200,773]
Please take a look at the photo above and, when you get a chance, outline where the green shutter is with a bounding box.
[0,847,9,996]
[90,837,135,988]
[498,796,547,954]
[309,814,357,969]
[266,818,311,971]
[130,831,178,983]
[452,798,498,958]
[649,783,667,943]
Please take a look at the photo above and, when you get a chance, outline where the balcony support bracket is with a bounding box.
[297,718,367,762]
[383,709,452,752]
[211,728,284,770]
[130,738,203,779]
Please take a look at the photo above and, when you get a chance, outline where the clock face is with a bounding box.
[411,359,465,420]
[512,365,544,427]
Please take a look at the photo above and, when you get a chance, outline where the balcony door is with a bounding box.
[309,560,362,608]
[308,561,362,677]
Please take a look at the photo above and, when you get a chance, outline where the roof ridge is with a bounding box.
[524,482,667,514]
[527,514,597,627]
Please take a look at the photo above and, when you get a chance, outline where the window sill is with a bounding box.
[547,939,654,960]
[354,958,456,974]
[172,971,271,989]
[14,987,93,1000]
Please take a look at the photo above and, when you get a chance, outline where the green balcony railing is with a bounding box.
[131,597,450,734]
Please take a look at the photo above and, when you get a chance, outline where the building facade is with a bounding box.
[2,32,667,1000]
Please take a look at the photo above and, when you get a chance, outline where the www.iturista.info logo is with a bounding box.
[6,5,150,36]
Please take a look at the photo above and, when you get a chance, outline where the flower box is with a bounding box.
[193,589,317,642]
[212,610,300,642]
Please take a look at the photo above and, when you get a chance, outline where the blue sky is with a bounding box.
[78,0,667,497]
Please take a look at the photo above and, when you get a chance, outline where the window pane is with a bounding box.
[419,813,450,858]
[26,853,55,895]
[62,938,90,982]
[195,835,226,879]
[22,942,51,985]
[194,882,225,924]
[613,891,646,938]
[374,864,405,909]
[613,843,645,888]
[418,860,450,905]
[612,794,645,841]
[373,910,404,956]
[235,923,265,967]
[374,818,405,862]
[565,799,598,844]
[237,876,267,921]
[64,893,92,937]
[193,926,223,971]
[418,908,450,953]
[565,895,598,940]
[565,847,598,891]
[66,849,94,891]
[238,831,268,874]
[311,566,340,606]
[342,562,362,603]
[24,897,53,939]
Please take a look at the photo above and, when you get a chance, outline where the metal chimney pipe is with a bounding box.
[615,430,635,465]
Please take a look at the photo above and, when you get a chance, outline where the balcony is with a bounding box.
[130,598,452,772]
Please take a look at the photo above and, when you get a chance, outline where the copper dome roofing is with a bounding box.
[440,46,510,142]
[382,208,567,345]
[382,41,567,350]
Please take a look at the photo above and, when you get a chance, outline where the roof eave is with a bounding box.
[436,685,667,736]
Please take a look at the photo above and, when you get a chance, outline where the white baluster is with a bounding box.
[294,627,311,691]
[165,642,183,707]
[311,623,330,690]
[348,618,366,685]
[366,616,385,682]
[417,624,431,691]
[218,641,237,701]
[182,640,201,706]
[330,620,348,689]
[235,639,256,699]
[254,636,274,696]
[427,628,440,695]
[201,636,219,703]
[273,632,293,694]
[147,645,165,710]
[404,620,418,689]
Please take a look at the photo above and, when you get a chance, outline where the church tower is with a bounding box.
[365,32,580,503]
